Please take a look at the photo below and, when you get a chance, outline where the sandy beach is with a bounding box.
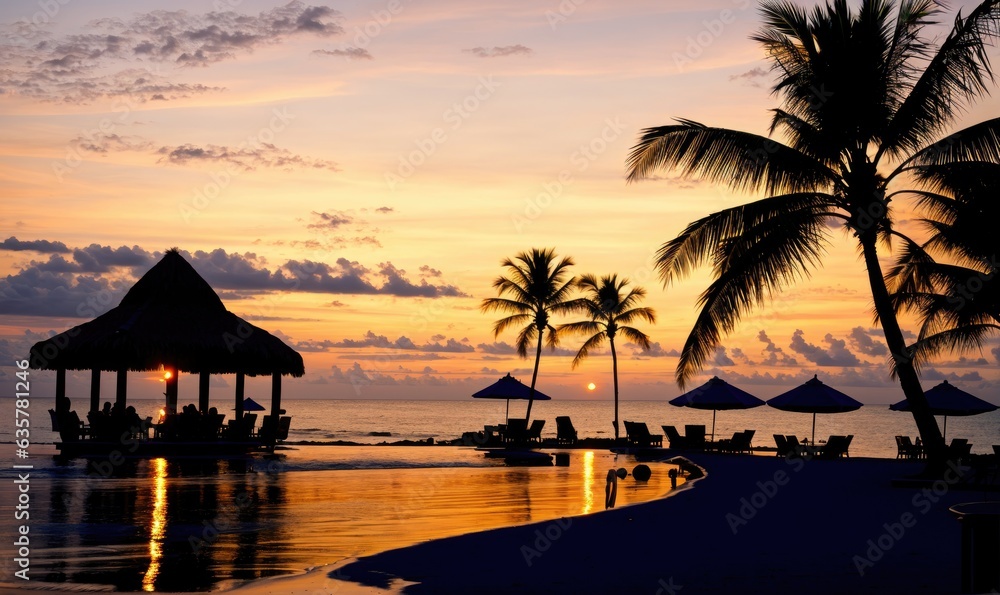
[224,454,993,595]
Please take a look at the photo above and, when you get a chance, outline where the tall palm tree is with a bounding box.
[559,274,656,440]
[626,0,1000,463]
[481,248,579,422]
[889,161,1000,370]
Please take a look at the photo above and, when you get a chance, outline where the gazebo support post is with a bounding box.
[55,368,67,413]
[269,372,282,448]
[235,372,245,439]
[116,369,127,409]
[199,371,210,414]
[164,368,177,415]
[90,369,101,414]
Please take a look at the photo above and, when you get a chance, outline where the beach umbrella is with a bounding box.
[766,375,863,444]
[669,376,765,441]
[472,373,552,424]
[889,380,997,439]
[239,397,267,412]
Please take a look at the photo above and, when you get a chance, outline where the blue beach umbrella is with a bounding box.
[889,380,997,439]
[239,397,267,412]
[472,373,552,424]
[767,375,863,444]
[669,376,765,441]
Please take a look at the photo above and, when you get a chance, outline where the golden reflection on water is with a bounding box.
[142,458,168,591]
[581,451,594,514]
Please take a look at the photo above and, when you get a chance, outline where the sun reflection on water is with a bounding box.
[142,458,167,591]
[582,451,594,514]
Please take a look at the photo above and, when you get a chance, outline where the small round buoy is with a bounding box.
[616,467,627,480]
[632,464,651,481]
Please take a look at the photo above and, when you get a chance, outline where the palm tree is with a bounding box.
[481,248,578,422]
[626,0,1000,463]
[889,161,1000,370]
[559,274,656,440]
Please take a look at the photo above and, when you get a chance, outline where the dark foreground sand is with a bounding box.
[241,454,993,594]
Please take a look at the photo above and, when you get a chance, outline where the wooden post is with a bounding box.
[199,371,210,414]
[116,369,127,409]
[89,369,101,414]
[55,368,67,413]
[165,368,178,415]
[235,372,245,438]
[269,372,282,447]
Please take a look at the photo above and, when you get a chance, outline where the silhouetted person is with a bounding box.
[102,401,113,416]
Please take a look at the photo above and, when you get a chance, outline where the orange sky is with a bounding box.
[1,0,998,405]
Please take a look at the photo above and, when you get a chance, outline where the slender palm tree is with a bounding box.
[626,0,1000,463]
[481,248,579,422]
[888,161,1000,370]
[559,274,656,440]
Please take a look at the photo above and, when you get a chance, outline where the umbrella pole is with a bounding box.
[943,416,947,441]
[812,413,816,445]
[505,399,510,425]
[711,410,716,442]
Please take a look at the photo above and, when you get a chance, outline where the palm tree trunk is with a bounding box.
[611,338,620,440]
[860,236,946,462]
[525,329,544,423]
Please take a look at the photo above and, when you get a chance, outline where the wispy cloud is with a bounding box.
[312,47,372,60]
[0,2,343,103]
[462,44,532,58]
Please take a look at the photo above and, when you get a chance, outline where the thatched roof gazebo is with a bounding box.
[29,249,304,442]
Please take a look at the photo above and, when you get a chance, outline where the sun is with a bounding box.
[587,382,596,391]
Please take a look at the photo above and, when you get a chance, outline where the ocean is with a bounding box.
[4,397,998,459]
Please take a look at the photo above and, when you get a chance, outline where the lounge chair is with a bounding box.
[662,425,687,449]
[948,438,972,462]
[555,416,577,445]
[684,425,706,450]
[527,419,545,444]
[819,435,853,459]
[277,416,292,441]
[259,415,279,441]
[785,435,804,457]
[623,421,662,447]
[505,418,529,445]
[48,409,62,432]
[733,430,755,454]
[57,411,89,442]
[774,434,792,457]
[896,436,923,460]
[993,445,999,456]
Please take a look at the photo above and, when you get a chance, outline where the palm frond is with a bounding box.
[885,0,1000,158]
[569,332,607,369]
[625,120,836,194]
[889,323,1000,378]
[618,326,653,350]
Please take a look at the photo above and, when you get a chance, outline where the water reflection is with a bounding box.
[142,458,167,591]
[32,449,672,592]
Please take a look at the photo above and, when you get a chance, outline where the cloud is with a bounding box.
[729,66,768,87]
[848,327,889,357]
[921,369,985,383]
[712,346,735,367]
[757,330,798,366]
[302,330,473,353]
[312,47,372,60]
[308,211,354,229]
[1,2,343,103]
[628,341,680,358]
[463,44,532,58]
[70,133,153,153]
[0,242,470,317]
[1,237,70,253]
[789,329,863,367]
[375,207,394,214]
[477,341,517,355]
[157,143,339,172]
[994,345,1000,363]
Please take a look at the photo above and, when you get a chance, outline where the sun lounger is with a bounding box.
[555,416,577,445]
[819,435,853,459]
[895,436,923,459]
[684,425,706,450]
[662,425,687,449]
[624,421,662,447]
[505,418,529,445]
[527,419,545,444]
[277,416,292,441]
[774,434,792,457]
[948,438,972,462]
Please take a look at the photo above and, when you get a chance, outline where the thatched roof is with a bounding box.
[28,249,304,376]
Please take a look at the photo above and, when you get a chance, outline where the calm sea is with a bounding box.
[2,397,998,459]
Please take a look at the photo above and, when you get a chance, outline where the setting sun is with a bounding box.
[587,383,596,391]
